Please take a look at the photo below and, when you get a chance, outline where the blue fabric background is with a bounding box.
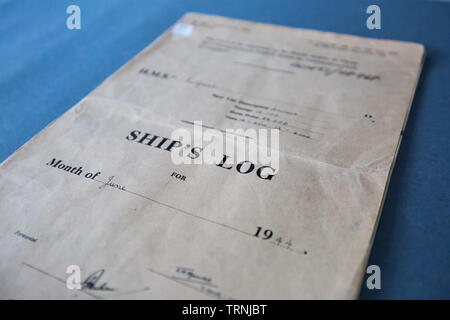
[0,0,448,299]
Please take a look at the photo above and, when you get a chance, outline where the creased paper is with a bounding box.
[0,13,424,299]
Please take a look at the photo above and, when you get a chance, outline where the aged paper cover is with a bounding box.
[0,13,424,299]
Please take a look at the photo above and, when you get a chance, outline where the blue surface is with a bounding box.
[0,0,449,299]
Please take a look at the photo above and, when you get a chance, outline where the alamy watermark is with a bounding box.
[366,264,381,290]
[366,5,381,30]
[169,121,280,180]
[66,5,81,30]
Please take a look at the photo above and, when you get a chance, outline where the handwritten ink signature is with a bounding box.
[99,176,126,191]
[175,266,212,285]
[82,269,115,291]
[175,267,222,298]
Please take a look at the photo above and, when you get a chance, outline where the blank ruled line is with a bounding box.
[91,178,307,256]
[93,178,253,237]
